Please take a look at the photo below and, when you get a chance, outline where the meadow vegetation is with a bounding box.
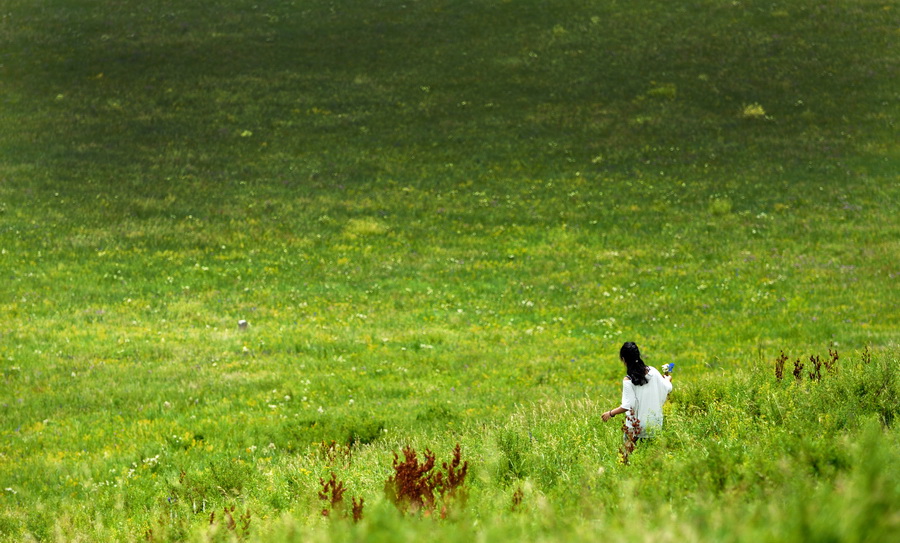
[1,0,898,541]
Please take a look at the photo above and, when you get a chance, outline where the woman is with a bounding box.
[601,342,673,439]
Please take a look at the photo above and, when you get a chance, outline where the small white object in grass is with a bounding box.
[238,319,248,330]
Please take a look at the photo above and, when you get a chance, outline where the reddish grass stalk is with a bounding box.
[511,487,524,511]
[825,347,839,374]
[775,351,788,380]
[439,443,469,498]
[318,472,364,522]
[318,473,347,517]
[793,358,805,381]
[351,497,365,522]
[808,354,823,381]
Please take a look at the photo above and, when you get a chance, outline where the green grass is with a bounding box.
[1,0,898,541]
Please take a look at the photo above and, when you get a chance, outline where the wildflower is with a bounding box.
[143,455,160,466]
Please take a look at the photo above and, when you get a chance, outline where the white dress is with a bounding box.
[620,366,672,437]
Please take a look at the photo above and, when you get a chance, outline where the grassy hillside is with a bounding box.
[0,0,898,541]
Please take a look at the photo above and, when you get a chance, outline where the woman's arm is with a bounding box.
[602,406,627,422]
[607,378,636,422]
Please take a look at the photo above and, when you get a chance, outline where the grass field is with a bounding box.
[1,0,899,541]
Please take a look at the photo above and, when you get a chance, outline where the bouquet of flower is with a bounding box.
[661,363,675,375]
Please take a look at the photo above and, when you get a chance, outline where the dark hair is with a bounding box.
[620,341,649,386]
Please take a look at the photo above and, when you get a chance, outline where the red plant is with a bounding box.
[207,505,251,538]
[318,472,363,522]
[384,444,469,517]
[437,444,469,499]
[619,410,641,465]
[351,497,365,522]
[385,446,438,513]
[808,354,823,381]
[318,473,347,517]
[223,506,236,531]
[775,351,788,380]
[778,348,840,382]
[793,357,805,381]
[510,487,524,511]
[825,347,839,374]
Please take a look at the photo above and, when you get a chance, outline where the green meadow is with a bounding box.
[1,0,898,540]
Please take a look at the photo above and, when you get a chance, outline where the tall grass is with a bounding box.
[1,0,898,540]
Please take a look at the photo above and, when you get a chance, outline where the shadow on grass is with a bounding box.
[2,0,896,191]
